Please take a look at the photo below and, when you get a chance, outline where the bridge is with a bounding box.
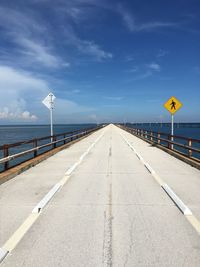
[0,124,200,266]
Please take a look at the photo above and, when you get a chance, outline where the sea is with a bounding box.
[0,123,199,171]
[0,124,96,171]
[126,123,200,140]
[0,123,199,147]
[0,124,96,146]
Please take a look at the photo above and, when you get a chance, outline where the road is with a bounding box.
[1,124,200,266]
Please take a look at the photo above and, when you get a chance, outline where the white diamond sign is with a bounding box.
[42,93,56,110]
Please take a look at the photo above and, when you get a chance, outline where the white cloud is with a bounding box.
[53,98,94,123]
[0,66,48,122]
[120,10,136,32]
[18,38,69,68]
[0,7,45,36]
[64,27,113,61]
[77,40,113,61]
[104,96,124,101]
[55,98,93,114]
[0,108,37,121]
[136,22,178,32]
[0,66,94,123]
[0,7,69,69]
[0,4,111,66]
[118,7,179,32]
[127,62,161,81]
[147,63,161,71]
[20,111,38,120]
[0,66,48,94]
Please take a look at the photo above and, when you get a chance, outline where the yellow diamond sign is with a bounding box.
[164,96,183,114]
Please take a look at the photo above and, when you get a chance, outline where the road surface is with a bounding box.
[1,124,200,266]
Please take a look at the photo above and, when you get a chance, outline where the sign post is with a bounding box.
[171,114,174,136]
[42,93,56,141]
[164,96,182,149]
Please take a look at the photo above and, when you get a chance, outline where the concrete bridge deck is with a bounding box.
[1,124,200,266]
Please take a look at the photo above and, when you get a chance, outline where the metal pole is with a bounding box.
[50,93,53,141]
[171,114,174,149]
[50,108,53,139]
[171,114,174,136]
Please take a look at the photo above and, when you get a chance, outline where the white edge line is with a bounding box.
[32,183,61,213]
[162,183,192,215]
[0,248,8,263]
[65,162,80,175]
[0,130,106,264]
[33,131,105,214]
[144,163,155,174]
[32,131,105,213]
[59,175,70,186]
[120,129,200,233]
[121,133,164,182]
[65,132,104,175]
[79,152,88,161]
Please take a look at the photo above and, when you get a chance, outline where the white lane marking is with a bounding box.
[3,213,39,252]
[162,183,192,215]
[79,151,88,161]
[121,132,193,213]
[65,132,104,176]
[65,162,80,175]
[32,183,61,213]
[32,131,105,214]
[121,133,164,184]
[0,248,8,263]
[59,175,70,186]
[151,172,164,186]
[186,215,200,234]
[121,134,155,171]
[0,130,106,264]
[144,163,155,174]
[119,129,200,235]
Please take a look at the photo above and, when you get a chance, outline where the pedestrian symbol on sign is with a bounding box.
[170,99,176,111]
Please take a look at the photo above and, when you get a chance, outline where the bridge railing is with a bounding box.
[120,126,200,162]
[0,126,103,172]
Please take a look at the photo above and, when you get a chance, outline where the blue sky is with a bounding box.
[0,0,199,124]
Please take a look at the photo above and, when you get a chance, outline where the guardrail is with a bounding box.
[119,125,200,163]
[0,126,103,172]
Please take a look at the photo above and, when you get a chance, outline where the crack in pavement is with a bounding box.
[102,184,113,267]
[102,133,113,267]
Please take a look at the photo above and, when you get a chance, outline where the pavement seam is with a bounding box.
[0,130,105,264]
[120,131,200,236]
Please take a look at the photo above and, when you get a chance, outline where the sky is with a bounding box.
[0,0,199,124]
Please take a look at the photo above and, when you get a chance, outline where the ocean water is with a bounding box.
[0,123,199,171]
[0,123,199,147]
[126,123,200,140]
[0,124,97,171]
[0,124,96,146]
